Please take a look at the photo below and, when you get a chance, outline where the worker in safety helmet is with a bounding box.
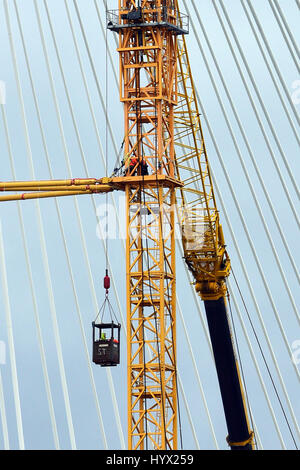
[123,155,149,176]
[141,159,149,176]
[123,154,138,175]
[129,156,138,175]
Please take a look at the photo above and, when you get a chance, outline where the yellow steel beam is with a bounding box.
[0,186,114,202]
[0,177,111,189]
[115,0,180,450]
[174,0,230,300]
[0,177,115,202]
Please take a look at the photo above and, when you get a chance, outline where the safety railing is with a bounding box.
[107,6,189,35]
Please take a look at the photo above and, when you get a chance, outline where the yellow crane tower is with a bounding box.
[0,0,254,451]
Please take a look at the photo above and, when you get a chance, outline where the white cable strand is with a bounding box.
[241,2,300,154]
[177,374,200,449]
[43,0,126,447]
[185,0,300,339]
[4,0,76,449]
[268,0,300,73]
[227,281,286,449]
[245,0,300,128]
[191,92,300,441]
[176,297,219,449]
[0,223,24,450]
[32,0,110,449]
[72,0,119,157]
[266,0,300,72]
[274,0,299,63]
[183,0,300,321]
[240,0,300,156]
[93,0,119,88]
[1,107,60,450]
[0,365,9,449]
[62,0,126,336]
[242,0,300,157]
[215,0,300,216]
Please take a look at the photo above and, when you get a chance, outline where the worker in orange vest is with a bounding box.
[124,155,149,176]
[129,156,138,175]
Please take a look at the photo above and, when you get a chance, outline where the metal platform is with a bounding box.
[107,7,189,35]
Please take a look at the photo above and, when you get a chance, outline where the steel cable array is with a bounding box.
[0,0,299,450]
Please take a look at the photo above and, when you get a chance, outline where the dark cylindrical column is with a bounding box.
[204,297,253,450]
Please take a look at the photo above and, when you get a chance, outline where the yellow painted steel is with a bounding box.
[173,6,230,301]
[0,0,254,451]
[173,0,254,448]
[0,178,114,201]
[114,0,180,450]
[0,177,111,189]
[0,186,113,202]
[226,430,255,448]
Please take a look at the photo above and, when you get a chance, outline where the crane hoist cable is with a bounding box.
[94,271,119,326]
[92,270,121,368]
[105,20,109,273]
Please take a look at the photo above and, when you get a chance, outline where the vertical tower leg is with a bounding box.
[108,0,186,450]
[126,183,177,450]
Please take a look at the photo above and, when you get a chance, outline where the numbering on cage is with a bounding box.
[92,321,121,367]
